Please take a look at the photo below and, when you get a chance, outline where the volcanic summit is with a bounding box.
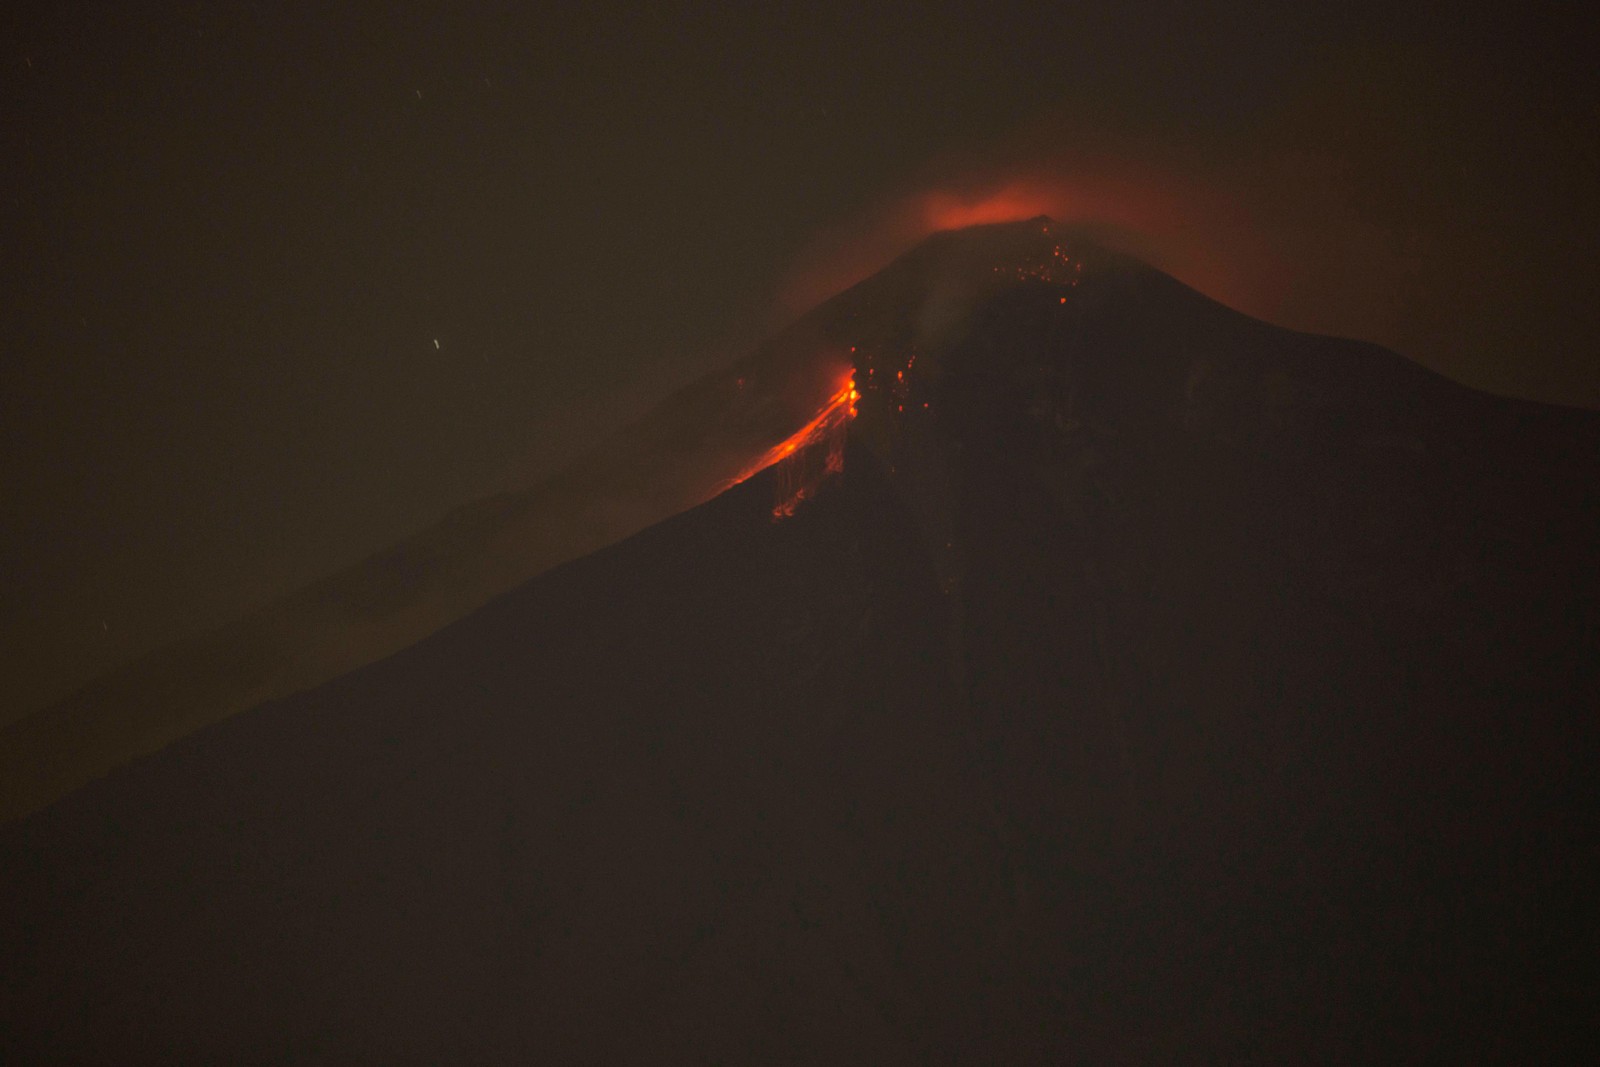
[2,219,1595,1062]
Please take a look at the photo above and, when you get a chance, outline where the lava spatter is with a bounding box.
[724,372,858,520]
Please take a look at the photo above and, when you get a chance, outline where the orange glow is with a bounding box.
[745,72,1582,434]
[772,155,1258,332]
[919,184,1060,231]
[724,369,859,520]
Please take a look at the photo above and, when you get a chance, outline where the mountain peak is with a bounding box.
[5,196,1596,1058]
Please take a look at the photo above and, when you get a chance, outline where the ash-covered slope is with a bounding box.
[3,220,1596,1061]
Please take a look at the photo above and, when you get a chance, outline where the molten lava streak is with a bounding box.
[727,372,858,519]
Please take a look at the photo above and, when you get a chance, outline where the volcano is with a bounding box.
[3,219,1595,1061]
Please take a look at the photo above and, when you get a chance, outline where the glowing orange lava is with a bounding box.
[993,236,1083,286]
[725,371,858,520]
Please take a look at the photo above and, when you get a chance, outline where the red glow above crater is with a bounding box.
[919,185,1061,231]
[774,164,1257,338]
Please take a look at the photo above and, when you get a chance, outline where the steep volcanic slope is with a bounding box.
[3,220,1596,1061]
[847,239,1600,1060]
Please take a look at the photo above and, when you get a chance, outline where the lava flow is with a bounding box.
[727,371,859,520]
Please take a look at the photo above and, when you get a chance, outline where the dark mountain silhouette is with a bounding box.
[3,219,1595,1061]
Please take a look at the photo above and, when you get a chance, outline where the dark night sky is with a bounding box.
[3,2,1595,724]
